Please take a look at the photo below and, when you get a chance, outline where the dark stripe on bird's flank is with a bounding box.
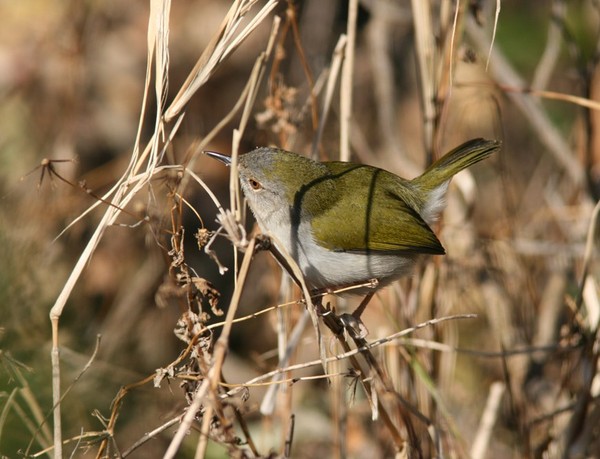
[364,167,379,253]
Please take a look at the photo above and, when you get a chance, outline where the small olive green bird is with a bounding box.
[207,138,499,302]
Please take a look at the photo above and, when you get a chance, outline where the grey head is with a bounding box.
[236,148,328,226]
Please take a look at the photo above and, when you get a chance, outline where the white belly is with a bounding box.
[264,218,414,292]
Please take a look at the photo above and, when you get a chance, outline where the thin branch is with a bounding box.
[121,417,180,457]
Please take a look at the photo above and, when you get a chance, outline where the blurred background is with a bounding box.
[1,0,599,457]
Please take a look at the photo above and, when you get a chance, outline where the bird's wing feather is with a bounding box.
[308,163,445,254]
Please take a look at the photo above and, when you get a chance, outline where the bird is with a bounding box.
[206,138,499,327]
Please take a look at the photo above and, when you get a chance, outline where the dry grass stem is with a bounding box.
[339,0,358,161]
[411,0,437,158]
[312,35,348,159]
[470,381,506,459]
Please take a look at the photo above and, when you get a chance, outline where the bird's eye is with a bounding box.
[248,178,262,190]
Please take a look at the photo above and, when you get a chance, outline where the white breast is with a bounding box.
[260,213,414,292]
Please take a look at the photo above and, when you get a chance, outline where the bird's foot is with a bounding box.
[339,313,369,339]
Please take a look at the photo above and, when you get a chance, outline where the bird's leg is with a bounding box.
[254,233,272,252]
[256,237,375,338]
[352,291,375,319]
[337,292,375,339]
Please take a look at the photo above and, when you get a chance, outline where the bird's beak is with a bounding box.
[204,150,232,166]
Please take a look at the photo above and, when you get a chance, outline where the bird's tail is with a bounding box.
[412,138,501,192]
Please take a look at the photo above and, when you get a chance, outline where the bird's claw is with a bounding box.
[339,313,369,339]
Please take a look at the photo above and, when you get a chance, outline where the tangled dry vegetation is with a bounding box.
[2,1,600,458]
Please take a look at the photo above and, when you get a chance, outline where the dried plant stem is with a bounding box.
[312,35,347,159]
[186,25,279,449]
[195,404,213,459]
[284,414,295,457]
[46,3,281,456]
[470,382,505,459]
[576,200,600,323]
[165,237,257,459]
[164,0,279,121]
[486,0,501,70]
[231,314,476,387]
[262,234,325,368]
[48,150,182,459]
[49,320,61,459]
[340,0,358,161]
[411,0,437,159]
[287,3,319,131]
[434,1,465,154]
[96,374,157,458]
[328,323,411,453]
[120,417,180,457]
[532,0,566,90]
[260,310,310,415]
[5,373,51,457]
[42,335,101,458]
[501,86,600,112]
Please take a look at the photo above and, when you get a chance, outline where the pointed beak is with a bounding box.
[204,150,232,166]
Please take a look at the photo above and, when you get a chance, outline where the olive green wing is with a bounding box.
[309,164,445,255]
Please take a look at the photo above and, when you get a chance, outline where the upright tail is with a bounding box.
[412,138,501,192]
